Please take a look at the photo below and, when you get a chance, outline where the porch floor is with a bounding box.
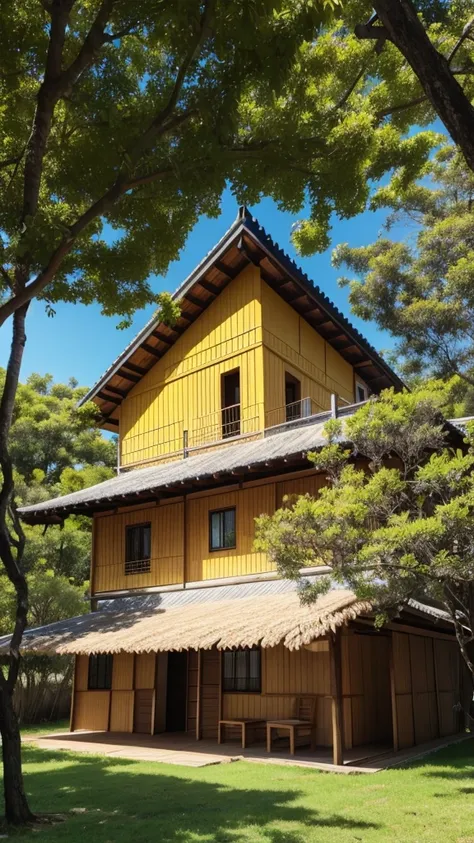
[25,729,471,773]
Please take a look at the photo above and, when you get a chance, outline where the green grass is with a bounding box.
[20,720,69,738]
[4,739,474,842]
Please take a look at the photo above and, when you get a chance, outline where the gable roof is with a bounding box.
[83,207,404,430]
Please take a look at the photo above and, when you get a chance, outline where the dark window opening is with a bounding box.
[210,507,236,551]
[285,373,301,422]
[356,382,368,403]
[221,370,240,438]
[125,523,151,575]
[88,654,113,690]
[223,648,261,692]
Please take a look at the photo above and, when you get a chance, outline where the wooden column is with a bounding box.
[69,656,77,732]
[329,629,344,766]
[389,633,399,752]
[196,649,202,741]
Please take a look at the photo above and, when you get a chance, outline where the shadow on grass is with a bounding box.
[16,745,380,842]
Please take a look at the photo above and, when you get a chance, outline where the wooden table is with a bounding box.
[266,719,316,756]
[218,718,266,749]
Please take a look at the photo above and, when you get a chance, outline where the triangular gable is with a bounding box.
[81,207,403,430]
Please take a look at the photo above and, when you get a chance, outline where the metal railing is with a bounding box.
[119,403,262,469]
[265,397,319,430]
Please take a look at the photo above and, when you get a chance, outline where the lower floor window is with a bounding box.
[88,654,113,690]
[222,647,261,692]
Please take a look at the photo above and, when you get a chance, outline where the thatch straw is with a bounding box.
[0,589,371,656]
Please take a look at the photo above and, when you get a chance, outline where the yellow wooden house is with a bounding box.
[12,208,467,767]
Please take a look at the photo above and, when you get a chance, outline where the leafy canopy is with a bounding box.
[1,0,460,328]
[255,386,474,675]
[333,146,474,410]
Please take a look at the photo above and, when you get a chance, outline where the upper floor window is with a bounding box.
[125,523,151,575]
[88,654,113,690]
[285,372,301,421]
[355,382,369,403]
[222,647,261,692]
[209,507,236,551]
[221,369,240,438]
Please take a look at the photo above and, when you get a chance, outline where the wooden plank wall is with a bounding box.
[200,649,220,739]
[261,282,355,418]
[187,651,199,735]
[120,264,264,467]
[392,631,461,749]
[222,644,333,746]
[72,653,157,735]
[341,632,392,749]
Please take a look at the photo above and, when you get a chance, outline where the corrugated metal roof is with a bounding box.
[19,413,334,518]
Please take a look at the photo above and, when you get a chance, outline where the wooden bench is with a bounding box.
[218,718,266,749]
[266,698,317,755]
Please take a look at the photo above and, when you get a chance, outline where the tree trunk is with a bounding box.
[0,688,34,825]
[0,302,35,823]
[372,0,474,173]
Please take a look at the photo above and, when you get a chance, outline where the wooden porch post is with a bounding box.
[329,629,343,766]
[69,656,77,732]
[389,633,399,752]
[196,649,202,740]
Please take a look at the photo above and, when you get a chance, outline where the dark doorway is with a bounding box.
[285,372,301,421]
[166,652,188,732]
[221,369,241,437]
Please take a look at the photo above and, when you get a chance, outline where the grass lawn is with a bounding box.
[3,739,474,842]
[20,721,69,738]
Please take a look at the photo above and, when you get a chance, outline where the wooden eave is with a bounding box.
[82,208,404,427]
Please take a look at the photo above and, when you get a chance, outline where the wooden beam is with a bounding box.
[69,657,77,732]
[389,634,399,752]
[354,360,374,369]
[196,649,202,740]
[102,384,128,398]
[152,330,173,345]
[122,361,148,376]
[97,391,121,405]
[185,292,206,308]
[142,342,162,358]
[215,260,239,279]
[179,311,197,322]
[200,278,221,295]
[329,630,344,766]
[117,369,140,383]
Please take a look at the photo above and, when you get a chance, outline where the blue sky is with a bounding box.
[0,189,397,390]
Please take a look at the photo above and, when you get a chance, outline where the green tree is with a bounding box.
[1,0,474,824]
[255,386,474,682]
[333,146,474,412]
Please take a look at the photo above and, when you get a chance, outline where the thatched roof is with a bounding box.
[0,585,372,655]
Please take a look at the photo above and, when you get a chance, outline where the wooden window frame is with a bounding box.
[209,507,236,552]
[355,381,369,403]
[222,647,262,693]
[88,654,113,690]
[125,522,151,575]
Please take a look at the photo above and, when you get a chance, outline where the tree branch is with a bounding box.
[448,15,474,65]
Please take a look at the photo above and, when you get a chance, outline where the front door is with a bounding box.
[166,651,188,732]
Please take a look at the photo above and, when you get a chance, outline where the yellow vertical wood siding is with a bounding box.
[93,474,329,594]
[93,502,184,593]
[120,265,264,466]
[112,653,134,690]
[261,282,355,422]
[186,484,275,583]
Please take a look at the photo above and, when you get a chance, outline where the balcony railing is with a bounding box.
[118,393,361,471]
[119,403,262,469]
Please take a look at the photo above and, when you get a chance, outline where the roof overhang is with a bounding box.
[83,207,405,429]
